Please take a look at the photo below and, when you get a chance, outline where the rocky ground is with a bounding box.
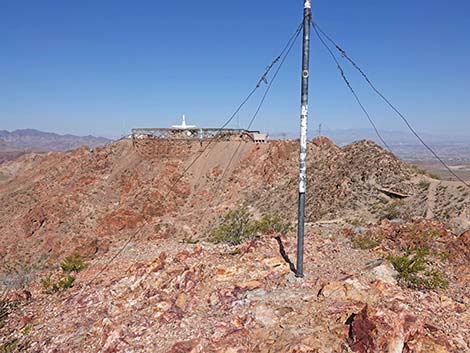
[0,138,469,352]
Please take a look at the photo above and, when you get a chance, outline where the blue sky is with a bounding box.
[1,0,469,138]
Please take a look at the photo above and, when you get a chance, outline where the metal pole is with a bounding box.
[296,0,311,278]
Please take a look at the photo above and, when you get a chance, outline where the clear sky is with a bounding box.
[1,0,469,138]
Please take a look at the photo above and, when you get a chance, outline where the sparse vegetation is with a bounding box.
[380,200,404,220]
[0,297,20,352]
[254,213,292,236]
[60,254,87,272]
[181,237,199,244]
[352,231,382,250]
[40,254,86,293]
[404,222,441,249]
[210,207,291,245]
[411,165,426,175]
[427,172,441,180]
[0,338,19,353]
[388,247,448,290]
[41,273,76,293]
[21,323,33,336]
[210,207,255,245]
[347,217,365,227]
[0,299,18,326]
[227,248,242,256]
[57,274,76,290]
[0,312,32,352]
[40,274,53,292]
[418,179,430,190]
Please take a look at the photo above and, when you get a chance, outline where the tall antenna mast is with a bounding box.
[296,0,311,278]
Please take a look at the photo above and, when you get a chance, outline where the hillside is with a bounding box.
[0,138,469,352]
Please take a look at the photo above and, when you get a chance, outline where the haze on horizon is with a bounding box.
[1,0,469,139]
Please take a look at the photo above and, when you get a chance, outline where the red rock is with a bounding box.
[98,208,144,234]
[166,340,198,353]
[347,305,377,353]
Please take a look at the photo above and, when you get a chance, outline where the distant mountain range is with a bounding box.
[1,128,468,165]
[0,129,111,163]
[270,128,469,145]
[0,129,111,153]
[321,128,470,146]
[270,128,470,163]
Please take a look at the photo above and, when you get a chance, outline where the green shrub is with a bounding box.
[21,323,33,336]
[40,274,53,292]
[60,255,86,272]
[388,247,448,290]
[254,213,291,236]
[210,208,291,245]
[57,275,75,290]
[41,273,76,293]
[39,255,83,294]
[210,207,256,245]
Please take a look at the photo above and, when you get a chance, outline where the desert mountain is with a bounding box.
[0,129,110,163]
[0,138,468,352]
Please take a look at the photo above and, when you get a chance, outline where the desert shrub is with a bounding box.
[388,247,448,290]
[254,213,292,236]
[380,200,404,220]
[40,274,53,292]
[41,273,75,293]
[418,179,430,190]
[39,254,85,294]
[56,275,75,290]
[181,237,199,244]
[60,255,86,272]
[427,172,441,180]
[210,208,290,245]
[210,207,256,245]
[411,165,426,175]
[21,323,33,336]
[227,248,241,256]
[0,338,19,353]
[352,231,382,250]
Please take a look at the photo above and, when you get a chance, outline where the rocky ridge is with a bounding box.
[0,137,469,352]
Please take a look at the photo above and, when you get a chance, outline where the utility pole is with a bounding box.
[296,0,311,278]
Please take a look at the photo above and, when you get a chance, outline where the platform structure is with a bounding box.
[131,127,260,142]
